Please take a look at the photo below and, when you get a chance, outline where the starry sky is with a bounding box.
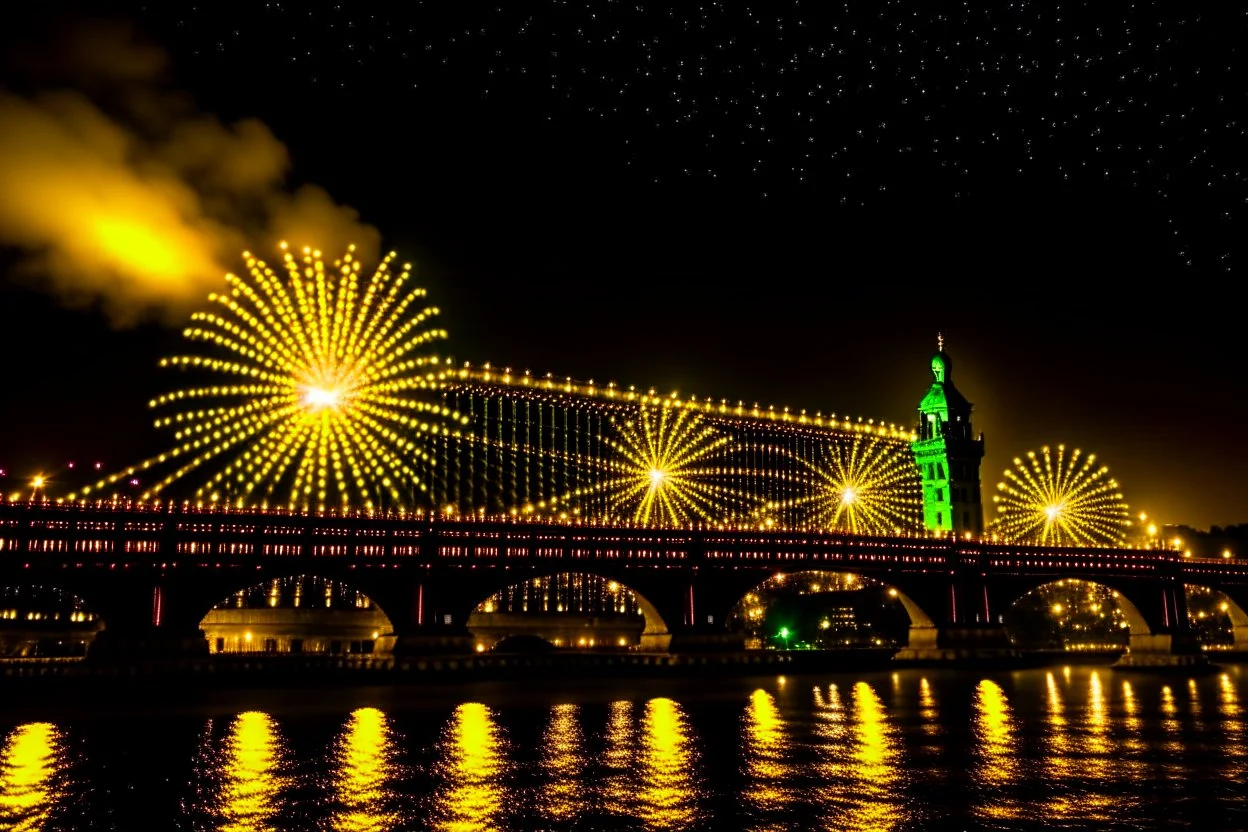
[0,1,1244,528]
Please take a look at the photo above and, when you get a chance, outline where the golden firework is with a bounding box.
[553,405,756,527]
[73,243,466,510]
[784,435,921,534]
[991,444,1130,546]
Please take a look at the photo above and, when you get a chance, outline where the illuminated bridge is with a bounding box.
[9,340,1231,666]
[2,500,1247,665]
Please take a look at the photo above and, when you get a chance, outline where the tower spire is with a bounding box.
[936,332,944,352]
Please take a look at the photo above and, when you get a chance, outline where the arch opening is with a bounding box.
[199,575,394,655]
[726,571,924,651]
[0,585,102,658]
[1185,584,1246,649]
[1003,578,1145,652]
[468,572,661,652]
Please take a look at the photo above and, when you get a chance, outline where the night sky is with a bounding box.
[0,2,1244,529]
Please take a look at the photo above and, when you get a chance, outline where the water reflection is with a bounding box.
[208,711,287,832]
[972,679,1022,822]
[539,704,585,823]
[600,700,634,819]
[812,681,906,830]
[742,689,791,823]
[918,677,940,736]
[0,722,64,831]
[431,702,507,832]
[331,707,401,832]
[637,697,700,830]
[1218,673,1246,778]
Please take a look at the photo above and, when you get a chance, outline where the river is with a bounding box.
[0,664,1242,830]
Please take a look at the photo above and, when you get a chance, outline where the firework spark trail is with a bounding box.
[781,435,922,535]
[72,243,467,510]
[991,444,1130,546]
[549,405,761,528]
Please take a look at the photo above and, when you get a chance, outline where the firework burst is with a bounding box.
[73,243,466,510]
[552,405,757,527]
[991,444,1130,546]
[783,435,921,534]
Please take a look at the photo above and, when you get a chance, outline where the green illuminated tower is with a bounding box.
[912,335,985,534]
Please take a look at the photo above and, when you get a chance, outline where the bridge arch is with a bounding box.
[1000,578,1147,651]
[465,570,667,652]
[0,584,104,658]
[199,574,394,655]
[1183,583,1248,648]
[723,570,931,650]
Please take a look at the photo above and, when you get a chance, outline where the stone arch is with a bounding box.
[1001,577,1148,651]
[1183,583,1248,647]
[722,569,932,649]
[199,573,395,655]
[464,569,667,652]
[0,583,104,658]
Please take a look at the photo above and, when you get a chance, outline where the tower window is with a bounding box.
[936,488,944,501]
[963,511,971,529]
[936,512,943,527]
[937,463,946,479]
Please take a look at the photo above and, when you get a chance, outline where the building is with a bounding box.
[912,335,986,534]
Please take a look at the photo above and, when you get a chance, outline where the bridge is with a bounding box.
[3,499,1247,666]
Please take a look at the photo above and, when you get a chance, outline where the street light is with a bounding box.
[778,626,791,651]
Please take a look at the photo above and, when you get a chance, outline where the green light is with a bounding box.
[778,627,790,638]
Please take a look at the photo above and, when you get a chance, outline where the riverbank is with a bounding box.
[3,646,1240,700]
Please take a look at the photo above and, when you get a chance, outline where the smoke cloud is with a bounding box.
[0,22,381,325]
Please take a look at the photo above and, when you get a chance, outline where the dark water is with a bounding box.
[1,664,1245,830]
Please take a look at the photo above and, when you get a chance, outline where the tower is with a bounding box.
[912,335,985,534]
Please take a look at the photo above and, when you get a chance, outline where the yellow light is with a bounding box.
[66,244,462,510]
[841,487,857,505]
[1052,604,1063,614]
[31,476,45,488]
[303,386,341,409]
[648,468,666,487]
[1224,549,1233,559]
[1147,523,1158,536]
[1044,504,1061,521]
[475,643,486,653]
[244,631,252,642]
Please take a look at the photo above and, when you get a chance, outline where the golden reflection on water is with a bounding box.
[742,689,791,820]
[1217,672,1246,777]
[917,677,939,734]
[637,697,700,830]
[1121,680,1140,732]
[0,722,64,831]
[1086,671,1109,756]
[539,704,586,822]
[812,681,906,831]
[972,679,1023,823]
[331,707,400,832]
[218,711,285,832]
[601,700,635,818]
[431,702,507,832]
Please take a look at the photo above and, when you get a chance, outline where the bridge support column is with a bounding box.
[1113,633,1208,669]
[88,579,209,661]
[1234,624,1248,651]
[661,626,746,654]
[892,624,1018,663]
[1113,580,1209,669]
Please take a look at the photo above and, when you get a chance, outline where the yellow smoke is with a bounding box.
[0,21,380,325]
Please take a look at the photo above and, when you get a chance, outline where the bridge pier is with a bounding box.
[1112,632,1209,669]
[380,627,476,657]
[892,624,1018,663]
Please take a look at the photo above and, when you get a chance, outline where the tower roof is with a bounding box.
[918,334,971,415]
